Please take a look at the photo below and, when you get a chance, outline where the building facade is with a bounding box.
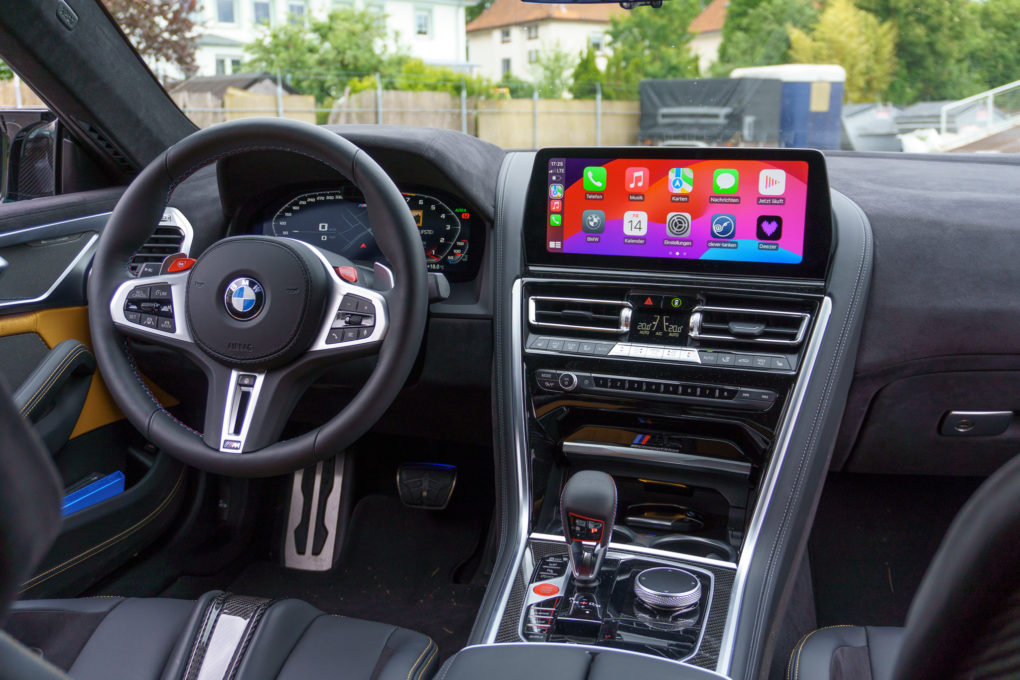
[190,0,471,78]
[466,0,621,84]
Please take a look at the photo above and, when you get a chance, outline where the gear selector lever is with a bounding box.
[560,470,617,584]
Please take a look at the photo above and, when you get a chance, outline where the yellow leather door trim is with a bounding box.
[0,306,178,438]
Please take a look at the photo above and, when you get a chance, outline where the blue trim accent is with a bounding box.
[406,462,457,470]
[62,471,126,516]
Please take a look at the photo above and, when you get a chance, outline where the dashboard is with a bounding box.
[246,184,486,283]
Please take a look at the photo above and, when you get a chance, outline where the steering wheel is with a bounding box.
[87,118,428,477]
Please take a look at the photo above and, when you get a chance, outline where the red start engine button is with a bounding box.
[166,257,196,273]
[533,583,560,597]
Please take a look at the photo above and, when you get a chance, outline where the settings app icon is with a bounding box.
[666,212,691,237]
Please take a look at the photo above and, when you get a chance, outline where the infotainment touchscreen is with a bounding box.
[525,148,832,279]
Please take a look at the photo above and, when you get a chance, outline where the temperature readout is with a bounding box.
[633,313,688,344]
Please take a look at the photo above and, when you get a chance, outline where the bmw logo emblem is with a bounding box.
[224,278,265,321]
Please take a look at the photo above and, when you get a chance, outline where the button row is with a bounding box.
[123,284,176,333]
[592,375,739,400]
[326,294,376,345]
[527,335,795,372]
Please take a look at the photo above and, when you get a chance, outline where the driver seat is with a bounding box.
[0,376,439,680]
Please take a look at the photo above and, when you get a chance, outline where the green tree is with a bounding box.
[605,0,701,97]
[969,0,1020,91]
[570,48,604,100]
[711,0,818,76]
[466,0,494,23]
[245,8,400,102]
[788,0,896,102]
[532,42,576,98]
[857,0,980,103]
[0,61,12,81]
[497,73,535,99]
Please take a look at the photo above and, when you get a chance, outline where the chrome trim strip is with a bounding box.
[160,207,195,258]
[482,278,532,644]
[530,533,737,570]
[715,295,832,676]
[0,211,110,248]
[562,441,752,477]
[528,295,632,334]
[109,270,193,342]
[0,233,98,309]
[218,369,266,453]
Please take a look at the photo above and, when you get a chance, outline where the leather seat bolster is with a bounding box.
[789,626,905,680]
[5,597,124,671]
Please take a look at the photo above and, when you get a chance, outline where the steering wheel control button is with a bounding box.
[224,278,266,321]
[149,284,171,300]
[335,265,358,283]
[127,286,149,301]
[140,314,158,329]
[138,262,161,277]
[165,256,196,274]
[124,311,141,324]
[237,374,257,388]
[157,317,176,332]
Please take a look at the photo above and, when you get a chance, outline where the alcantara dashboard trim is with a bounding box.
[480,274,834,679]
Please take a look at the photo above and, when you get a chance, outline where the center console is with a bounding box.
[476,146,871,680]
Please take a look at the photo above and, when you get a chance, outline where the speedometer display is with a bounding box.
[260,187,483,282]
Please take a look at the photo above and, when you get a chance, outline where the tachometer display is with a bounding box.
[405,193,460,263]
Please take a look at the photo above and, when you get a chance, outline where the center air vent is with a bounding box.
[127,207,194,275]
[528,296,632,334]
[689,305,810,346]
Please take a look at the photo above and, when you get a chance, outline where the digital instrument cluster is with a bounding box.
[255,186,484,282]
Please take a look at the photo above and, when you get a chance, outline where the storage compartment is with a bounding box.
[847,371,1020,475]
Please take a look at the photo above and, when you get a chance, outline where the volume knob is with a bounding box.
[634,567,701,611]
[558,372,578,391]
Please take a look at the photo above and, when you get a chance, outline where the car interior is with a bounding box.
[2,2,1020,680]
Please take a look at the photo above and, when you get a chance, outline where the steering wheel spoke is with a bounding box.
[309,271,389,358]
[110,272,194,347]
[203,364,269,453]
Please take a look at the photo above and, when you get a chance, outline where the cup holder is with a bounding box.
[650,535,737,562]
[611,525,638,544]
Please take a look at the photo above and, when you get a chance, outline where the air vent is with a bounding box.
[127,208,195,275]
[689,305,810,346]
[76,120,135,173]
[528,296,632,334]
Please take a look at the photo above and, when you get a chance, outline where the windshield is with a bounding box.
[15,0,1020,153]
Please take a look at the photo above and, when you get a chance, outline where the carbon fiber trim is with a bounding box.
[493,539,734,670]
[182,594,272,680]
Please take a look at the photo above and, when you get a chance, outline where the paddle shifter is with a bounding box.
[560,470,617,584]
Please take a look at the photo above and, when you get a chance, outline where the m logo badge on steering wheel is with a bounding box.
[224,278,265,321]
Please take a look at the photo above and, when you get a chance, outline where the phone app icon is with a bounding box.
[710,214,736,239]
[581,210,605,234]
[759,169,786,196]
[549,184,564,199]
[666,212,691,237]
[623,211,647,236]
[583,166,607,192]
[625,167,649,193]
[756,215,783,240]
[668,168,693,194]
[550,214,562,227]
[549,199,562,212]
[713,169,739,194]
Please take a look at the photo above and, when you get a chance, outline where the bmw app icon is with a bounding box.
[224,278,265,321]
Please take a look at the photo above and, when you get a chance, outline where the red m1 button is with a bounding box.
[335,266,358,283]
[533,583,560,596]
[166,257,196,273]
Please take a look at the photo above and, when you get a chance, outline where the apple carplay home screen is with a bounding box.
[545,158,809,264]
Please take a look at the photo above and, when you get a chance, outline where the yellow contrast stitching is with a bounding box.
[415,642,438,680]
[19,345,89,416]
[20,469,185,592]
[789,625,855,680]
[406,640,434,680]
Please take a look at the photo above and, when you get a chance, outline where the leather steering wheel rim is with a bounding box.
[87,118,428,477]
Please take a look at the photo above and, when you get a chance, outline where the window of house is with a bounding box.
[253,0,271,25]
[215,57,243,75]
[366,3,386,27]
[526,24,538,40]
[501,58,512,77]
[414,9,432,38]
[590,33,604,52]
[527,49,538,64]
[231,58,242,73]
[500,28,511,43]
[287,1,306,24]
[216,0,236,23]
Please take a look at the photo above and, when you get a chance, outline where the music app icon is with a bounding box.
[625,167,650,194]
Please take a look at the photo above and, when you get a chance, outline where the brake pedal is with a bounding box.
[284,454,346,571]
[397,463,456,510]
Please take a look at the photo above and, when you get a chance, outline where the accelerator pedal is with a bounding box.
[397,462,456,510]
[284,453,346,571]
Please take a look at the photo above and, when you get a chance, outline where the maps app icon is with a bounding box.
[668,168,693,194]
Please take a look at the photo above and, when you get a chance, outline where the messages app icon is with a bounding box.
[668,168,693,194]
[583,166,607,192]
[713,169,739,194]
